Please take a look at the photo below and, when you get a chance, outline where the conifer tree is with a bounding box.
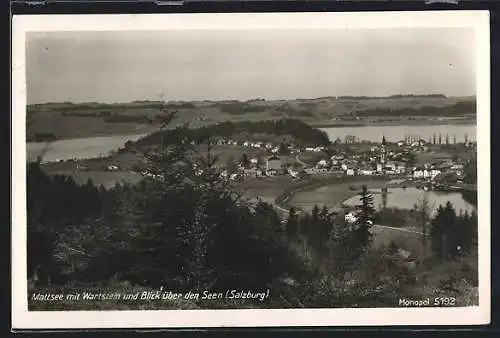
[354,185,375,250]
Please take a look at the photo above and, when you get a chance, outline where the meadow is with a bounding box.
[286,177,390,213]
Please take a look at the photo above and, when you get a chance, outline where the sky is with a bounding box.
[26,28,476,104]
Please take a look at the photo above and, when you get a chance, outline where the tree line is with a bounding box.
[356,101,475,117]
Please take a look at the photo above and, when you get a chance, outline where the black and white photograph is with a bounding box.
[12,12,490,328]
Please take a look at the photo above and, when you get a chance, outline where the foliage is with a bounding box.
[137,119,331,148]
[27,109,478,309]
[353,185,375,252]
[430,202,477,260]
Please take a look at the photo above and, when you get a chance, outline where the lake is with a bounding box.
[342,187,476,216]
[321,124,476,143]
[26,134,147,163]
[26,124,477,163]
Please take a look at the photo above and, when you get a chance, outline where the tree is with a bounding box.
[406,153,416,168]
[353,185,375,250]
[286,207,300,238]
[257,155,267,168]
[463,159,477,184]
[240,153,251,169]
[225,155,238,174]
[430,202,458,260]
[279,142,290,155]
[413,193,434,259]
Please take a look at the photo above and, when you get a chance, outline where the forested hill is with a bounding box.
[136,119,332,147]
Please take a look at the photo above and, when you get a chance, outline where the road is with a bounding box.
[273,201,424,235]
[373,224,424,235]
[295,154,307,167]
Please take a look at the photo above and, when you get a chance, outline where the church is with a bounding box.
[376,135,387,173]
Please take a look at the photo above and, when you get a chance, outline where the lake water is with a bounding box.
[321,124,476,143]
[26,123,477,163]
[26,134,147,163]
[342,187,475,216]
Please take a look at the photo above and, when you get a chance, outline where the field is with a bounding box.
[235,176,299,204]
[287,177,390,213]
[27,96,475,141]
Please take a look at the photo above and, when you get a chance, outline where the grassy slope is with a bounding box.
[287,178,389,213]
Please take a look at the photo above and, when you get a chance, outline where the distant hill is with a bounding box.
[26,95,476,141]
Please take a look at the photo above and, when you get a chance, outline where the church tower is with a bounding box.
[380,135,387,166]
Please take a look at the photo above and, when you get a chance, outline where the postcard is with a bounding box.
[11,11,490,329]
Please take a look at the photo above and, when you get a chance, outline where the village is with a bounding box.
[167,133,478,191]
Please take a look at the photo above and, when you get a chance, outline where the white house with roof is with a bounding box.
[317,159,328,168]
[249,157,259,165]
[288,168,299,178]
[360,169,374,176]
[413,167,430,179]
[430,169,442,180]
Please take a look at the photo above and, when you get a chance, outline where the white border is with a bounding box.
[12,11,491,329]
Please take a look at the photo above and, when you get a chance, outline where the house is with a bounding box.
[243,167,263,177]
[243,141,250,147]
[396,163,407,174]
[346,168,356,176]
[305,168,317,175]
[305,147,315,152]
[266,168,278,176]
[376,163,383,173]
[345,211,359,224]
[288,169,299,178]
[341,163,348,171]
[397,141,405,147]
[249,157,259,165]
[430,169,442,180]
[265,143,273,150]
[360,169,374,176]
[385,161,397,171]
[107,165,119,171]
[413,168,424,179]
[413,168,431,179]
[317,159,328,168]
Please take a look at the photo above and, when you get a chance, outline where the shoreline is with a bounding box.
[26,119,476,143]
